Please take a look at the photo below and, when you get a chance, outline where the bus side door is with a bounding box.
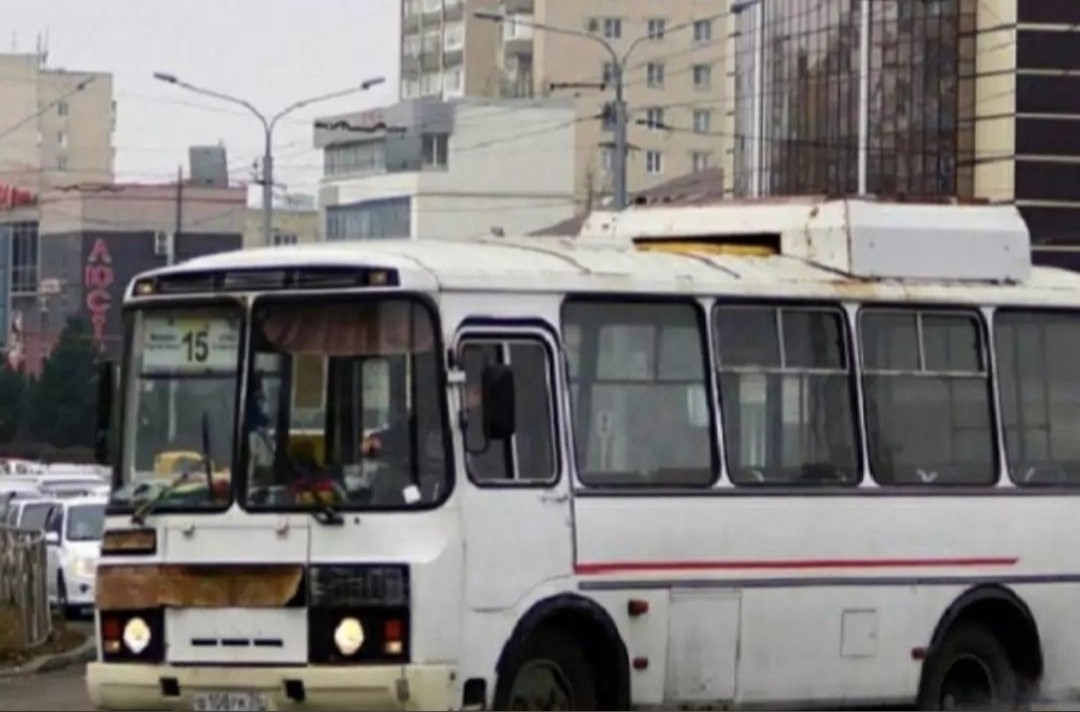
[454,324,574,610]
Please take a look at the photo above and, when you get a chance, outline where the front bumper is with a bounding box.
[86,661,457,711]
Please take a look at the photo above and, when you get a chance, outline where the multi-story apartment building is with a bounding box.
[0,52,115,196]
[723,0,1080,270]
[399,0,728,208]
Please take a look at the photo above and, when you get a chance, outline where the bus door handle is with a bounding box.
[540,493,570,505]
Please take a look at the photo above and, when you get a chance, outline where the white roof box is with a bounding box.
[579,197,1032,283]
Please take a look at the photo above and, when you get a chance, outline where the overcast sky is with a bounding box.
[5,0,400,202]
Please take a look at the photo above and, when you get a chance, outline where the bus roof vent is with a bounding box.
[578,197,1032,283]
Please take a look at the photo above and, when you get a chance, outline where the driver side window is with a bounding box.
[460,337,557,484]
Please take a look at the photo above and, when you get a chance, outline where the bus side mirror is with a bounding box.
[94,360,115,466]
[482,364,516,441]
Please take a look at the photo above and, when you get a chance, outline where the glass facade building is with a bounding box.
[732,0,977,198]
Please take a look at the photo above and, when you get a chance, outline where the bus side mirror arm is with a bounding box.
[94,360,115,466]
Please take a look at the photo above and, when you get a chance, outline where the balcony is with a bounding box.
[502,14,534,55]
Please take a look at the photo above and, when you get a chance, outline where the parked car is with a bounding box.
[3,496,60,530]
[44,495,106,617]
[0,483,43,523]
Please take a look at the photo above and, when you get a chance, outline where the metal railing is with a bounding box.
[0,525,52,649]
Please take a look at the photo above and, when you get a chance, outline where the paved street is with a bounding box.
[0,664,93,711]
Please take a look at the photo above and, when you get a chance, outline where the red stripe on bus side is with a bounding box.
[573,557,1020,576]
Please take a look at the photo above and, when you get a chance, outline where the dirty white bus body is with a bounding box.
[87,197,1080,711]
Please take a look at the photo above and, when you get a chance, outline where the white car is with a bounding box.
[43,495,106,617]
[4,496,59,530]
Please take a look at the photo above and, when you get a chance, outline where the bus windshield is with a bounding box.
[114,305,241,510]
[242,296,449,511]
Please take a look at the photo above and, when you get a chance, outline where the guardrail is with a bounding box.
[0,525,52,649]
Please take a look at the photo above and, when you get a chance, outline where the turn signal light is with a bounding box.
[384,618,404,656]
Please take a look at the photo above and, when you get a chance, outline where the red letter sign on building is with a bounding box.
[84,238,114,345]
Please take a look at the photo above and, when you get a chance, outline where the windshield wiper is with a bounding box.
[201,412,215,495]
[290,477,344,526]
[252,426,343,527]
[131,471,193,526]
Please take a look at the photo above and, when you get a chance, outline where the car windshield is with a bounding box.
[66,503,106,541]
[243,297,449,511]
[114,305,241,510]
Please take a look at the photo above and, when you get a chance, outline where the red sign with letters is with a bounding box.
[83,238,114,345]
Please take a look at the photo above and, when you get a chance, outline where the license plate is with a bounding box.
[192,691,269,712]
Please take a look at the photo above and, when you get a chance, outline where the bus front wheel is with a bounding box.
[494,628,598,711]
[918,622,1020,711]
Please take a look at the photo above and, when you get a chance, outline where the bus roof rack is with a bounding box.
[577,196,1032,283]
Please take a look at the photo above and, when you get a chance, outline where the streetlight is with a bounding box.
[152,72,386,245]
[474,11,657,211]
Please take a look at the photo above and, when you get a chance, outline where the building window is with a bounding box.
[693,109,712,134]
[422,133,449,168]
[403,79,421,98]
[10,222,39,295]
[603,17,622,39]
[601,102,617,132]
[601,147,614,173]
[504,15,533,40]
[420,71,442,96]
[647,18,666,40]
[444,67,464,96]
[646,150,663,175]
[57,101,69,118]
[602,62,616,86]
[404,34,421,56]
[693,19,712,43]
[647,62,665,88]
[324,140,386,177]
[444,21,465,51]
[645,107,665,131]
[692,151,711,172]
[272,233,298,247]
[693,63,712,89]
[326,197,412,241]
[57,132,68,148]
[57,155,68,172]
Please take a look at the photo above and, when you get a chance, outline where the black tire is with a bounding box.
[918,622,1021,711]
[493,628,599,711]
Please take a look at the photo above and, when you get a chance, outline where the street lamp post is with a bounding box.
[152,72,385,245]
[475,11,659,211]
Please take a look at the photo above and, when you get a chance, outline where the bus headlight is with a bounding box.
[333,617,364,656]
[122,616,152,655]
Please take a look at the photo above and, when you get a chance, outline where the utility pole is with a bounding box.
[152,73,386,245]
[173,164,182,267]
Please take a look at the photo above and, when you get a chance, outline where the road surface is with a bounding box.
[0,664,93,711]
[1,660,1076,711]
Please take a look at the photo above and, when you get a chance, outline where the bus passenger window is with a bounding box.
[460,339,556,484]
[996,310,1080,486]
[715,305,859,486]
[562,300,715,487]
[861,309,995,486]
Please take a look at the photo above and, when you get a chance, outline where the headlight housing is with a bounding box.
[333,617,364,656]
[100,609,164,663]
[73,556,96,579]
[122,617,151,654]
[308,565,410,664]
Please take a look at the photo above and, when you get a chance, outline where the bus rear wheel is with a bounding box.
[495,628,598,711]
[918,623,1020,711]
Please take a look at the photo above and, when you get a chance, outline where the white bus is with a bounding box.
[88,197,1080,711]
